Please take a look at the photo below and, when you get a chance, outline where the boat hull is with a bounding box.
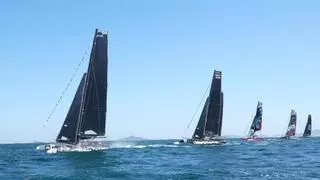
[44,141,107,153]
[186,138,226,145]
[192,140,226,145]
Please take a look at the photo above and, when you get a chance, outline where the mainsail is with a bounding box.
[285,110,297,137]
[56,29,108,144]
[192,70,223,140]
[204,70,223,137]
[248,102,262,137]
[79,30,108,138]
[303,115,312,137]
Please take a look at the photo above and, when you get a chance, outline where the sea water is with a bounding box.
[0,138,320,179]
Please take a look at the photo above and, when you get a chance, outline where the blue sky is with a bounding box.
[1,0,320,143]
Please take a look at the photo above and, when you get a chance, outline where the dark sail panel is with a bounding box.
[285,110,297,137]
[56,74,86,144]
[80,30,108,137]
[192,98,209,139]
[303,115,312,137]
[218,92,223,136]
[204,70,222,136]
[249,101,262,136]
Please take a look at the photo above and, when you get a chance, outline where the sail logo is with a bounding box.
[214,72,221,79]
[287,124,296,131]
[286,124,296,136]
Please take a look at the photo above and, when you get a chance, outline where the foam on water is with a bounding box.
[36,145,45,150]
[36,143,109,154]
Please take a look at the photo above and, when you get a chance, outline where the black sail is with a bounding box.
[79,30,108,138]
[204,70,223,137]
[303,115,312,137]
[218,92,224,136]
[285,110,297,137]
[248,101,262,136]
[55,29,108,144]
[56,74,87,144]
[192,98,209,139]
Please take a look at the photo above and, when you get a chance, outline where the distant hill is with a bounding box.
[119,136,145,141]
[312,129,320,136]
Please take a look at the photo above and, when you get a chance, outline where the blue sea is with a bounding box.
[1,138,319,180]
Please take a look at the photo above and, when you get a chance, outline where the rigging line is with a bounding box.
[42,46,91,128]
[183,83,210,132]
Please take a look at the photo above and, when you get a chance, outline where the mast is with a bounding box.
[204,70,223,137]
[285,109,297,137]
[303,115,312,137]
[248,101,262,137]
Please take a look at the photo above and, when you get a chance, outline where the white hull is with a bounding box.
[44,141,107,153]
[192,140,226,145]
[46,147,57,154]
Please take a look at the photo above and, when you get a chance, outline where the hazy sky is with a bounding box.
[1,0,320,143]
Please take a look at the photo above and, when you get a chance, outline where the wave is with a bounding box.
[110,144,146,149]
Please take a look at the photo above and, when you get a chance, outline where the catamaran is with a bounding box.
[45,29,108,153]
[184,70,225,145]
[281,110,297,139]
[302,114,312,137]
[241,101,263,141]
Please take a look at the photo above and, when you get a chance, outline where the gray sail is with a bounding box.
[79,29,108,138]
[56,74,86,144]
[204,70,223,137]
[248,101,262,137]
[192,98,209,139]
[303,115,312,137]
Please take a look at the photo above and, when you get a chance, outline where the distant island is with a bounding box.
[118,136,145,141]
[312,129,320,136]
